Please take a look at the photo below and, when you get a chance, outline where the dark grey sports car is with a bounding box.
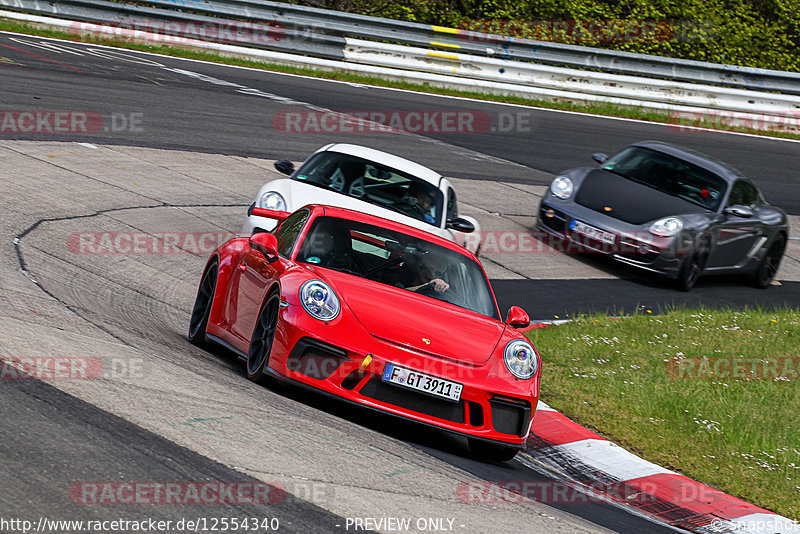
[536,141,788,291]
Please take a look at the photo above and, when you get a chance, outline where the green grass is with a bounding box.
[2,18,800,141]
[526,308,800,520]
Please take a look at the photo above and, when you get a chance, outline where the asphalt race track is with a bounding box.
[1,30,797,533]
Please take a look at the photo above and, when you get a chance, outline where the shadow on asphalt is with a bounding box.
[492,276,799,320]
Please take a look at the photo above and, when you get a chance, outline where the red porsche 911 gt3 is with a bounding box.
[189,204,539,461]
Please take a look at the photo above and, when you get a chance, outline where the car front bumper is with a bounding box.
[267,303,537,447]
[536,199,685,278]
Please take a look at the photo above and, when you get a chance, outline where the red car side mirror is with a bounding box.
[249,232,280,263]
[505,306,530,328]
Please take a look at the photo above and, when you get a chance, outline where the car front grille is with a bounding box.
[358,375,465,423]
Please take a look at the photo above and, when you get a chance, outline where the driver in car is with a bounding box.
[402,186,436,224]
[406,251,449,292]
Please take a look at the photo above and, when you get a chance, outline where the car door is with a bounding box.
[232,209,310,341]
[706,180,763,269]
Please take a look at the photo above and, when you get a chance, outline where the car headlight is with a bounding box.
[503,340,538,379]
[300,280,340,321]
[550,176,574,199]
[259,191,286,211]
[649,217,684,237]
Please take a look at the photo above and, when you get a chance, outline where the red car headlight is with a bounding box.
[300,280,340,321]
[503,340,538,379]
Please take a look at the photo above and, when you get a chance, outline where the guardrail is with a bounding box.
[1,0,799,124]
[8,0,798,95]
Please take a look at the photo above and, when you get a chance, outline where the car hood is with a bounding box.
[322,270,505,365]
[574,169,709,225]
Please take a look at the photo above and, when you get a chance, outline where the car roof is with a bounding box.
[632,141,744,183]
[319,144,442,186]
[304,204,474,258]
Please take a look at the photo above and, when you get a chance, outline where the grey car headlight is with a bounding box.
[300,280,340,321]
[649,217,684,237]
[550,176,574,200]
[503,340,539,379]
[259,191,286,212]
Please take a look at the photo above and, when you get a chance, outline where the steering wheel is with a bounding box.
[365,254,406,276]
[414,281,437,295]
[415,282,464,307]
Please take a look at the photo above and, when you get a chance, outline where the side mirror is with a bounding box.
[724,205,754,218]
[445,217,475,233]
[505,306,530,328]
[249,232,280,263]
[274,160,295,176]
[592,153,608,164]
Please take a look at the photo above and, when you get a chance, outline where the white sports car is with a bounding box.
[242,144,481,253]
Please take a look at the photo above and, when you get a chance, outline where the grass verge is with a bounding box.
[525,308,800,520]
[1,18,799,141]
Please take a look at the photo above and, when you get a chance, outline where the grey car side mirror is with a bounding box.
[724,205,754,218]
[592,153,608,164]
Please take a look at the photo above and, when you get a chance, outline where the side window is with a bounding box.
[273,209,310,257]
[728,181,758,208]
[446,187,458,221]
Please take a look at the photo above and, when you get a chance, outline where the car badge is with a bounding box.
[603,206,613,212]
[422,338,431,345]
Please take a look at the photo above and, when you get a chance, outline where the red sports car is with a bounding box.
[189,204,540,461]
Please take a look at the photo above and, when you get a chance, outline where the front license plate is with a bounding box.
[382,363,463,402]
[570,219,617,245]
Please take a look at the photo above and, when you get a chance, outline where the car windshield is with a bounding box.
[296,216,498,319]
[292,151,443,226]
[601,147,727,210]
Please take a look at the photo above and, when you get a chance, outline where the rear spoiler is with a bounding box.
[248,203,292,222]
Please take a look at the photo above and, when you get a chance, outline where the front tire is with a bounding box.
[468,438,519,462]
[674,240,709,292]
[751,235,786,289]
[247,290,280,383]
[188,260,218,346]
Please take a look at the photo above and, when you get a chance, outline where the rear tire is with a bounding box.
[468,438,519,462]
[247,290,281,383]
[188,261,218,346]
[751,235,786,289]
